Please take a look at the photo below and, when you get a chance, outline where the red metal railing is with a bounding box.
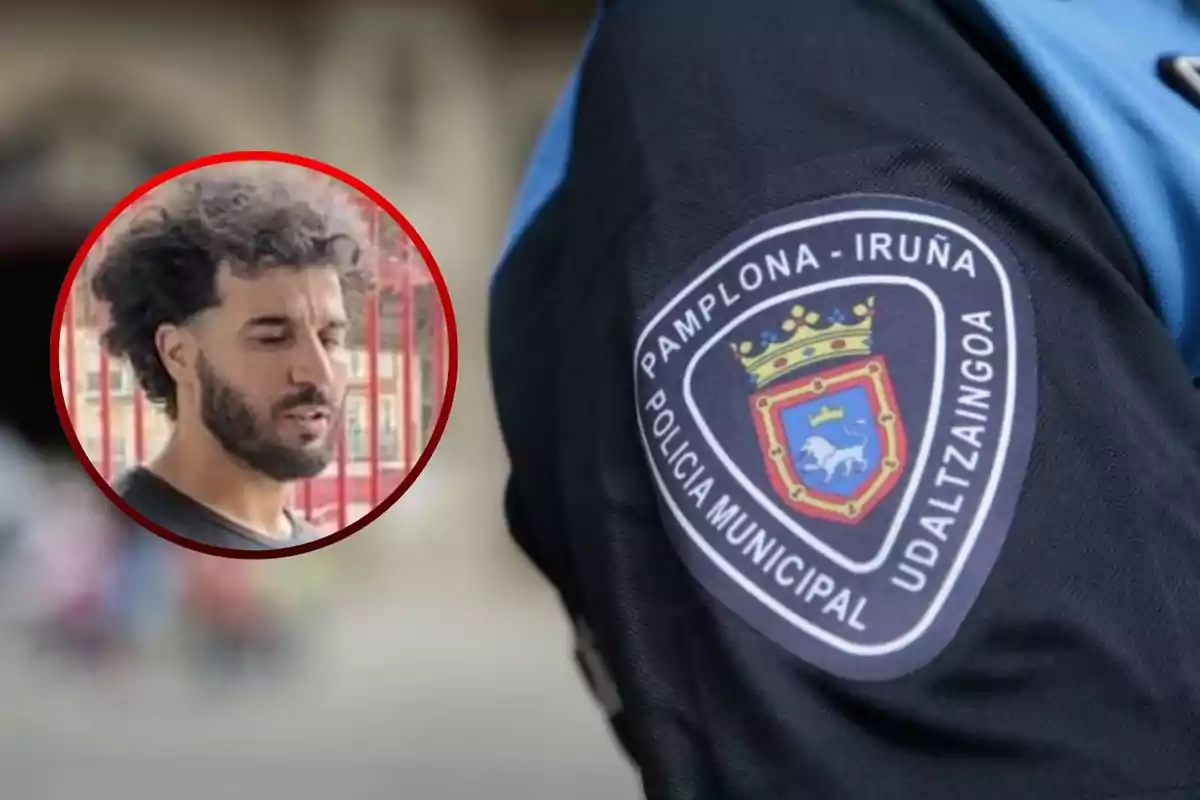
[63,216,447,536]
[365,203,381,508]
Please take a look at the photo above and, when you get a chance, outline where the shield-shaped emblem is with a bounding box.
[749,356,907,524]
[632,195,1040,680]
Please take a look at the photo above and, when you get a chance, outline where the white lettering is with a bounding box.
[899,234,921,263]
[796,243,821,271]
[672,309,703,344]
[706,495,741,530]
[823,589,854,623]
[927,494,963,514]
[919,516,954,541]
[962,332,994,357]
[934,466,970,489]
[869,232,893,261]
[765,249,791,280]
[739,262,763,292]
[943,443,979,472]
[794,567,819,596]
[660,429,684,461]
[950,426,986,450]
[651,409,675,438]
[962,310,994,333]
[804,574,837,603]
[905,539,939,568]
[718,282,741,306]
[892,563,927,593]
[961,359,994,383]
[927,234,951,268]
[848,597,868,631]
[957,384,991,411]
[658,335,681,363]
[672,452,698,480]
[640,351,658,381]
[743,528,776,564]
[775,555,805,588]
[722,513,752,545]
[688,477,713,507]
[952,248,978,278]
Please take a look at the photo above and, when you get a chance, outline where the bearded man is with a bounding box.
[93,163,367,550]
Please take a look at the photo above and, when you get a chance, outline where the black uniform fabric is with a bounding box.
[488,1,1200,798]
[114,467,319,551]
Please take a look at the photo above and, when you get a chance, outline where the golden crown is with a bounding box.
[808,404,846,427]
[732,297,875,388]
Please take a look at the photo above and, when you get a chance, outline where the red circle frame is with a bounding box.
[48,150,460,559]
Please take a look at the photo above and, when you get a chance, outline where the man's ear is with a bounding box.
[155,323,194,385]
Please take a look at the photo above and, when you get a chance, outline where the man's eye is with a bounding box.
[256,335,288,345]
[322,337,344,349]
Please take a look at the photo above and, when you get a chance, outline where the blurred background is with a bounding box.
[0,2,642,798]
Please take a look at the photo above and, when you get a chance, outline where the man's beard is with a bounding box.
[196,354,337,481]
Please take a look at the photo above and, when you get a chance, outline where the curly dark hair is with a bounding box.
[89,162,372,420]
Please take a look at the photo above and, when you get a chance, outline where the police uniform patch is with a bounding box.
[633,194,1038,681]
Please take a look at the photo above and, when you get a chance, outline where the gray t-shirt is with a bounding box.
[113,467,321,551]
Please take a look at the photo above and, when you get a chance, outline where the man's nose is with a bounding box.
[288,333,338,390]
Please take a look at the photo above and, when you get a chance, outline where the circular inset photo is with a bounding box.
[51,151,457,558]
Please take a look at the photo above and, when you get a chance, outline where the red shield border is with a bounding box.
[748,356,908,524]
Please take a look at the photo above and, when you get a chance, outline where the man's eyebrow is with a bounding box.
[241,315,349,335]
[242,315,292,330]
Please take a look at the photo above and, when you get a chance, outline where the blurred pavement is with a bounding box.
[1,572,638,800]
